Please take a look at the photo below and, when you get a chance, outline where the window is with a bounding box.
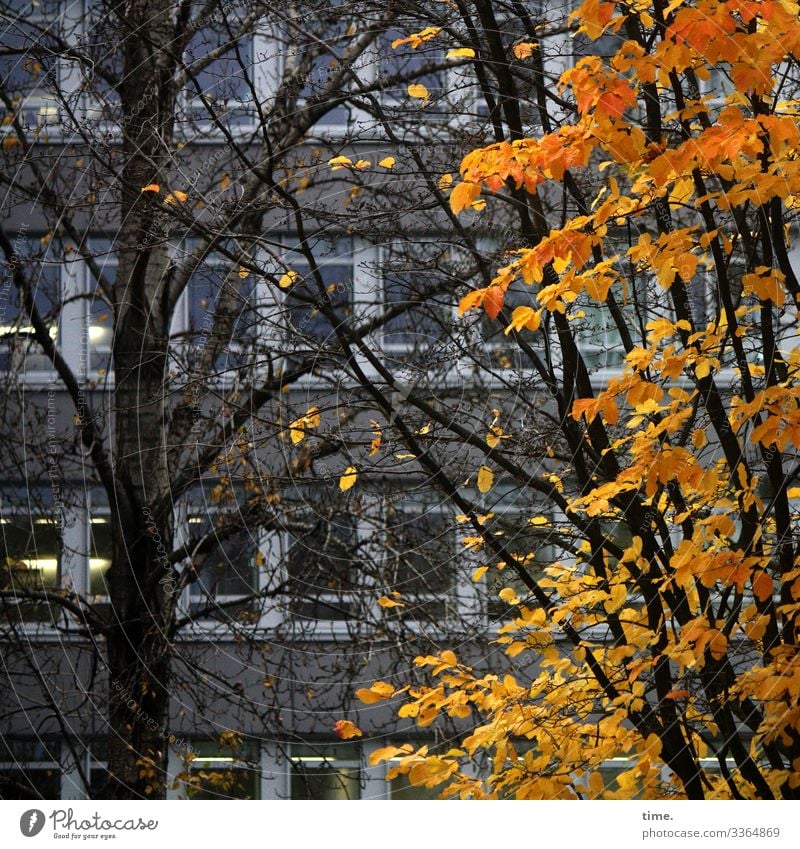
[0,513,60,621]
[0,739,61,799]
[86,240,116,374]
[286,510,360,622]
[0,1,62,128]
[185,740,260,800]
[88,516,111,597]
[282,237,353,347]
[186,514,259,623]
[290,743,360,800]
[291,42,352,127]
[574,274,648,372]
[389,769,441,800]
[381,242,458,355]
[486,511,557,623]
[383,502,456,622]
[182,10,255,128]
[183,242,259,374]
[86,741,110,799]
[378,26,449,119]
[585,758,647,799]
[0,238,60,374]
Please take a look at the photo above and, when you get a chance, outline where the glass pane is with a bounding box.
[89,519,112,595]
[285,264,352,342]
[187,739,259,799]
[487,518,555,621]
[187,261,256,369]
[1,517,59,590]
[189,767,259,799]
[0,243,60,371]
[381,244,455,349]
[380,27,446,99]
[0,768,61,799]
[188,518,257,599]
[390,771,442,800]
[384,507,455,620]
[290,766,359,800]
[287,513,358,621]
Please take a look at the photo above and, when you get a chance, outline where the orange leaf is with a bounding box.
[483,287,505,319]
[752,571,774,602]
[332,719,362,739]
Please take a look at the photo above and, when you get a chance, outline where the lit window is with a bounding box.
[1,514,60,621]
[185,740,260,800]
[0,240,60,374]
[290,743,360,800]
[86,241,116,374]
[88,516,111,597]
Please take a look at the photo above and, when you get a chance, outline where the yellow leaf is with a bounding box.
[379,156,395,168]
[164,190,188,205]
[328,155,353,170]
[472,566,489,581]
[505,306,541,334]
[471,199,487,211]
[140,183,160,193]
[450,182,481,214]
[528,515,550,526]
[477,465,494,493]
[407,83,429,100]
[369,746,412,766]
[355,159,371,169]
[340,466,357,491]
[288,406,320,443]
[787,487,800,499]
[356,681,395,704]
[238,265,249,278]
[645,733,663,758]
[498,587,520,604]
[438,173,453,190]
[446,47,476,59]
[378,595,405,608]
[278,270,298,289]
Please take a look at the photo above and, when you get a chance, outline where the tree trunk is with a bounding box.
[102,0,180,799]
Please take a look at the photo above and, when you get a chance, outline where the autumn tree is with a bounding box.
[1,0,526,799]
[349,0,800,800]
